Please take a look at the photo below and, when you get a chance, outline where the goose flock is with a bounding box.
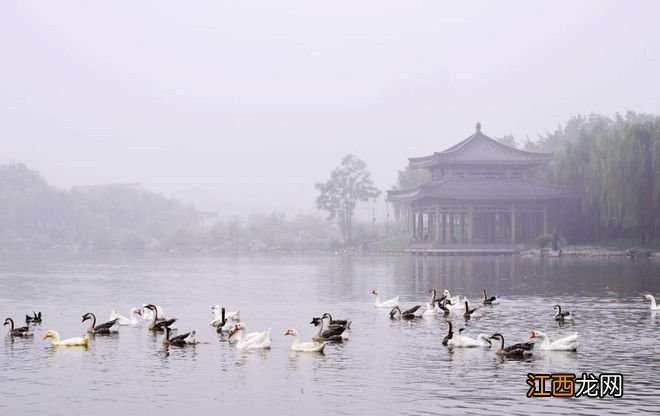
[3,291,659,358]
[378,286,581,356]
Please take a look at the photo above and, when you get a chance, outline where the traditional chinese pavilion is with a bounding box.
[387,123,576,251]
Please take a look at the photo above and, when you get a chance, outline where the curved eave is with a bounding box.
[389,180,578,203]
[408,155,437,169]
[387,187,423,203]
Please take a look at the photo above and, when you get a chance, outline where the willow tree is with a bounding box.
[315,155,381,244]
[526,112,660,244]
[628,121,659,243]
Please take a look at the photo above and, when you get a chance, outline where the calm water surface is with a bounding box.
[1,254,659,415]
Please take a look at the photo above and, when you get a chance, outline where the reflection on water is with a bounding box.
[1,254,659,415]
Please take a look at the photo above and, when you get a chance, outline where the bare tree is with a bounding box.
[315,155,381,244]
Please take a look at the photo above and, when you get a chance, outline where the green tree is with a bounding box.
[526,112,660,244]
[395,166,431,190]
[495,134,519,149]
[315,154,381,244]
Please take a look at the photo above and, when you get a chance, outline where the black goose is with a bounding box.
[321,313,350,328]
[81,312,119,334]
[442,320,453,346]
[162,324,196,347]
[435,299,453,316]
[25,311,42,325]
[144,304,177,331]
[214,307,228,334]
[310,317,347,342]
[320,314,351,331]
[489,333,534,357]
[389,305,421,320]
[4,317,33,336]
[553,304,573,321]
[482,288,497,305]
[463,301,479,319]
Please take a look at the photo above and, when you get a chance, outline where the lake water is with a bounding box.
[1,253,659,415]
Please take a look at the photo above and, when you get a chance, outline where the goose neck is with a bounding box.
[50,331,61,343]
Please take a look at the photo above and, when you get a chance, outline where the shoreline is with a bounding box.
[517,245,659,259]
[1,244,659,260]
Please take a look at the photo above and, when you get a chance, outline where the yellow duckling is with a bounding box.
[42,330,89,347]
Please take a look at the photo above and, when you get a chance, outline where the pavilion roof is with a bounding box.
[409,123,553,168]
[387,178,577,203]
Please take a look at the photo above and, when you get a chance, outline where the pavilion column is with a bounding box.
[511,205,517,244]
[411,211,416,239]
[543,205,548,235]
[435,206,441,245]
[467,206,473,244]
[428,212,434,240]
[421,212,429,240]
[414,211,419,239]
[441,213,446,243]
[449,213,454,243]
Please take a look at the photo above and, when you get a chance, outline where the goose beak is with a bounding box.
[42,334,48,339]
[530,331,536,339]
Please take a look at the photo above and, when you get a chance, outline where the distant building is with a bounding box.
[387,123,576,249]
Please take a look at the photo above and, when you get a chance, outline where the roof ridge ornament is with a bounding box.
[476,122,481,132]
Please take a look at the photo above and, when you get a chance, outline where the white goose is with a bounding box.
[43,330,89,347]
[227,323,271,349]
[109,307,142,326]
[443,290,467,312]
[210,305,241,334]
[371,289,399,308]
[530,330,578,351]
[448,328,492,348]
[284,328,326,352]
[423,289,439,316]
[210,305,240,327]
[141,304,166,321]
[642,293,660,310]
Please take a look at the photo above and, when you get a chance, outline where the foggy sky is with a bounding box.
[2,1,659,218]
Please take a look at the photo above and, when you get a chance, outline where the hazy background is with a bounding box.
[2,0,659,217]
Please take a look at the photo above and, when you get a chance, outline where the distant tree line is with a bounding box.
[0,163,341,252]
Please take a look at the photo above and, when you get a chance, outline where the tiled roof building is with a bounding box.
[387,123,576,248]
